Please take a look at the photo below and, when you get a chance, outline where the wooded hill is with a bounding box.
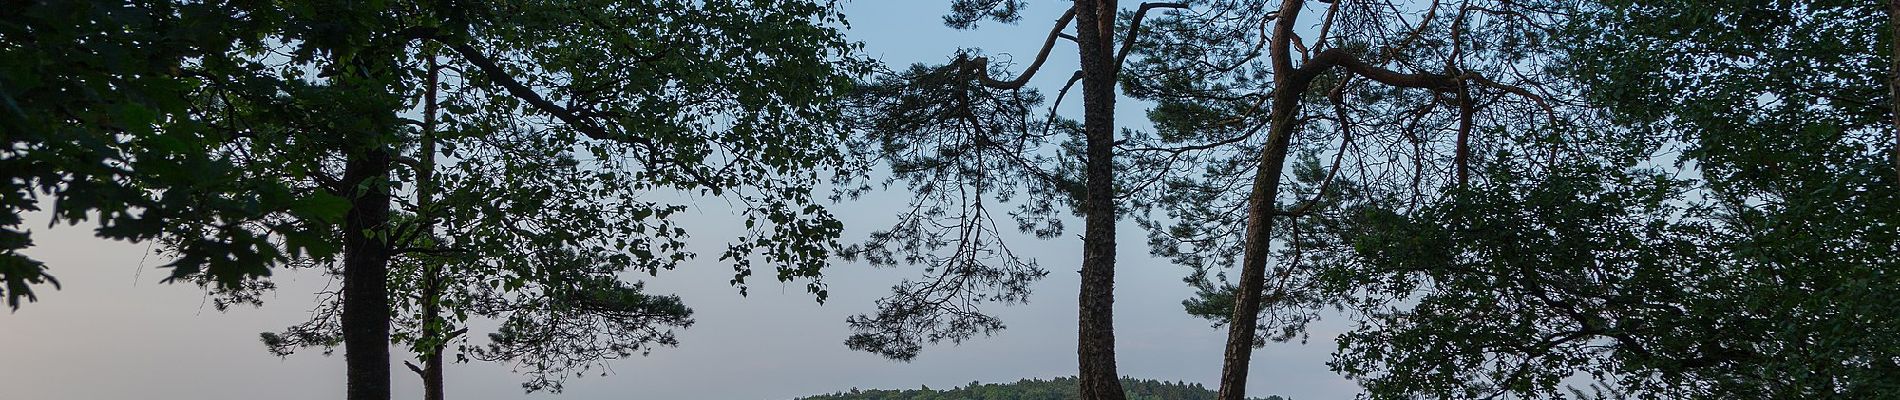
[794,377,1286,400]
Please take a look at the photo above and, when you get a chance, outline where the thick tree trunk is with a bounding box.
[342,147,394,400]
[1072,1,1126,399]
[1216,1,1308,399]
[423,348,445,400]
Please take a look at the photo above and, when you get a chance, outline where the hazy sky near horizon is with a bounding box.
[0,2,1362,399]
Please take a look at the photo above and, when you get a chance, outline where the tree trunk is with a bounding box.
[418,51,447,400]
[1072,1,1126,399]
[342,145,394,400]
[1888,0,1899,180]
[1216,1,1308,399]
[423,348,445,400]
[1214,81,1302,400]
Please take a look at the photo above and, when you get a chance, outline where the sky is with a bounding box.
[0,2,1363,400]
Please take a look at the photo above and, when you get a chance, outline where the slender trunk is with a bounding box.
[417,52,446,400]
[1216,1,1307,399]
[1072,1,1126,399]
[1888,0,1899,180]
[343,145,394,400]
[1214,80,1300,400]
[1454,81,1474,187]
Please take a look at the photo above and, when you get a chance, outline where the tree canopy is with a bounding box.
[6,0,866,399]
[1141,1,1900,398]
[4,0,1898,399]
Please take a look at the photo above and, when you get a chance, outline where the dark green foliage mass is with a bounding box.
[1300,1,1900,398]
[195,0,869,395]
[6,0,867,398]
[1113,0,1899,398]
[796,377,1284,400]
[0,0,342,309]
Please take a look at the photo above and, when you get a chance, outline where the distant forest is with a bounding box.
[795,377,1285,400]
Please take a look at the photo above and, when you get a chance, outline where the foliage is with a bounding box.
[0,0,342,309]
[837,1,1122,361]
[7,0,867,394]
[194,0,869,393]
[842,3,1152,397]
[838,59,1067,361]
[1125,0,1576,346]
[1295,0,1900,398]
[1326,160,1711,399]
[796,377,1285,400]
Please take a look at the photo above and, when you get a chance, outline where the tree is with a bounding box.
[1115,1,1563,398]
[11,1,865,400]
[1223,0,1900,398]
[841,2,1191,399]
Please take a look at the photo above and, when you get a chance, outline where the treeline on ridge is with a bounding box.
[795,377,1286,400]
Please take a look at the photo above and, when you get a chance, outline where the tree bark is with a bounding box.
[343,145,394,400]
[423,348,444,400]
[1073,1,1127,399]
[1216,1,1308,399]
[418,52,446,400]
[1888,0,1899,181]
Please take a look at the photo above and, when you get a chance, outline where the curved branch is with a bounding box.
[436,40,617,141]
[419,32,735,191]
[1040,70,1085,137]
[1383,0,1443,61]
[1303,48,1458,91]
[1298,48,1556,121]
[1461,73,1558,121]
[966,8,1077,89]
[1114,2,1190,73]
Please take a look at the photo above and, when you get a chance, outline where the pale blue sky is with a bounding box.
[0,2,1361,399]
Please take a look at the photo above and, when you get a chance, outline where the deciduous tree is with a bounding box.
[6,2,865,400]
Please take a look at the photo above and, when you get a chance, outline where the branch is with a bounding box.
[437,40,617,141]
[1114,2,1190,73]
[1313,0,1341,52]
[410,28,656,147]
[391,155,423,170]
[1383,0,1443,61]
[965,8,1077,90]
[391,246,474,256]
[1455,77,1475,186]
[1281,78,1356,217]
[1461,73,1558,121]
[419,31,733,191]
[1039,70,1085,137]
[1303,48,1459,91]
[311,170,345,196]
[1300,48,1555,120]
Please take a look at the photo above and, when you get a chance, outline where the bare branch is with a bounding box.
[1461,73,1558,121]
[1114,2,1190,73]
[965,8,1077,90]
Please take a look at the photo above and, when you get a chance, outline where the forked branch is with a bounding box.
[963,8,1077,90]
